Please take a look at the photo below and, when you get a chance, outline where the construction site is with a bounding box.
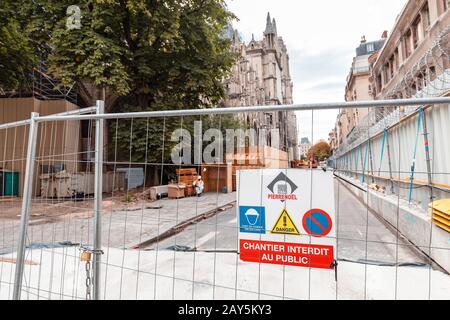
[0,0,450,302]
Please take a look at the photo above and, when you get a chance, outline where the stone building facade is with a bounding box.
[222,13,298,155]
[330,35,386,151]
[370,0,450,100]
[330,0,450,154]
[298,137,312,159]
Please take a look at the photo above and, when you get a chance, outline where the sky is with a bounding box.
[226,0,407,144]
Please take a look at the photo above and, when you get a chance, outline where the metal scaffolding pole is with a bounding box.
[93,100,104,300]
[421,109,433,201]
[385,130,395,194]
[12,112,39,300]
[368,137,375,183]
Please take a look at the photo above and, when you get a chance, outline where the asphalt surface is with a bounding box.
[0,192,236,253]
[152,179,428,266]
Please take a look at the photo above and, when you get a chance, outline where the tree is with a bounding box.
[0,2,36,91]
[307,141,331,162]
[7,0,236,107]
[1,1,238,184]
[112,107,244,185]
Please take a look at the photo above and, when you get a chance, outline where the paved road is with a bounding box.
[0,192,236,254]
[0,178,428,265]
[152,179,428,266]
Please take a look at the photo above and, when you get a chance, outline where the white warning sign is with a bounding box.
[237,169,337,270]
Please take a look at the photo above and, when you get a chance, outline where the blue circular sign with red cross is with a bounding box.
[302,209,332,237]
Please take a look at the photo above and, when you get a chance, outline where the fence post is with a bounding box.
[13,112,39,300]
[93,100,104,300]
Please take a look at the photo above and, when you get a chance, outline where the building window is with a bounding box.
[422,4,430,28]
[417,74,423,91]
[404,30,412,58]
[411,81,417,95]
[384,64,390,83]
[389,56,395,77]
[412,18,420,49]
[377,74,382,93]
[429,66,437,81]
[366,43,375,53]
[394,48,399,69]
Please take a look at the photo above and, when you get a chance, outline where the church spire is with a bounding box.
[264,12,274,35]
[272,18,277,35]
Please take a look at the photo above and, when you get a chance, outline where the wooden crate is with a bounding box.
[168,184,186,199]
[176,168,198,196]
[176,168,198,185]
[177,168,198,185]
[201,163,233,193]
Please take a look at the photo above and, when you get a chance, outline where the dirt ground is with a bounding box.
[0,188,159,224]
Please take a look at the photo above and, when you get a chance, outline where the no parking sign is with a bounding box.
[302,209,333,237]
[237,169,336,270]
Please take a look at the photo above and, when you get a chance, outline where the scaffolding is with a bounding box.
[0,61,77,105]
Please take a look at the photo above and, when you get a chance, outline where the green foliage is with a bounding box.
[2,0,236,103]
[307,141,331,162]
[111,104,244,164]
[0,3,36,90]
[1,0,239,166]
[111,105,179,164]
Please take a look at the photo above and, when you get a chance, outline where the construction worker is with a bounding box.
[193,176,204,196]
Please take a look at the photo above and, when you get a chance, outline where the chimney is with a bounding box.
[360,35,366,44]
[381,30,388,39]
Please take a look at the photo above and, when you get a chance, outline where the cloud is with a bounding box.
[303,81,344,92]
[290,48,352,81]
[226,0,407,143]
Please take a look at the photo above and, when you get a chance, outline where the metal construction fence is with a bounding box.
[333,101,450,210]
[1,97,450,300]
[332,26,450,238]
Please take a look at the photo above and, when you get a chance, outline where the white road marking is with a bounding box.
[196,231,217,248]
